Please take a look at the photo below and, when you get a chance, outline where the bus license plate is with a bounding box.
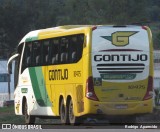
[115,104,128,109]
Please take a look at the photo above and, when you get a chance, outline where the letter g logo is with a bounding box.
[101,31,138,46]
[112,31,137,46]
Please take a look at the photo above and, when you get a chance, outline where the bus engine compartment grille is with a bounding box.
[97,63,145,74]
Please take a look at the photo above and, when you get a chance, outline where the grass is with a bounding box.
[0,106,24,124]
[0,106,60,124]
[0,106,14,112]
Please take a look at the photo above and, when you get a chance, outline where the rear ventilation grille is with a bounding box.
[97,63,145,74]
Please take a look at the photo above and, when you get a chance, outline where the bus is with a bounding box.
[7,25,153,124]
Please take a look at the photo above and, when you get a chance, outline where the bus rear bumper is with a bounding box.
[84,99,153,116]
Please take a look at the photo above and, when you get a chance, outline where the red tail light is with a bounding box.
[92,26,97,31]
[86,76,99,101]
[143,76,153,100]
[142,26,147,30]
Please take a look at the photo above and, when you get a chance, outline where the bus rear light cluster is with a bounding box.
[92,26,97,31]
[143,76,153,100]
[142,26,147,30]
[86,76,99,101]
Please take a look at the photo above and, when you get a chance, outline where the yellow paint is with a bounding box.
[16,104,20,114]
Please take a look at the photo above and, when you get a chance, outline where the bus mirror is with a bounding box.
[7,53,19,74]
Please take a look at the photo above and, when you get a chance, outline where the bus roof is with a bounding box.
[18,25,94,45]
[18,25,143,45]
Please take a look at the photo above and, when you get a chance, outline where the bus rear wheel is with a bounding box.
[24,101,35,124]
[68,99,82,125]
[60,99,69,124]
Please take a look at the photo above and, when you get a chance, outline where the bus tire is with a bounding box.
[24,101,35,124]
[60,99,69,124]
[68,99,82,125]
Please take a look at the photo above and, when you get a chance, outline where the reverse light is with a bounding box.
[86,76,99,101]
[143,76,153,100]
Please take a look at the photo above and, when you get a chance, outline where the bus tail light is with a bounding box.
[143,76,153,100]
[86,76,99,101]
[142,26,147,30]
[92,26,97,31]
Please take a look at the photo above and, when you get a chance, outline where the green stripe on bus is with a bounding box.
[29,67,51,107]
[25,36,38,42]
[34,67,51,106]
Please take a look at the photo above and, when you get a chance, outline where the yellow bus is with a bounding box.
[8,25,153,124]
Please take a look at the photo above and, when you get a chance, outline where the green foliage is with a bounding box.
[0,0,159,58]
[0,106,23,124]
[0,106,14,112]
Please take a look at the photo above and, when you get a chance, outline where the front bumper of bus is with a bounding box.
[83,98,153,116]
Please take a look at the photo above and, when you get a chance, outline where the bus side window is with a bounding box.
[76,34,84,61]
[16,43,23,80]
[29,44,32,65]
[69,35,77,63]
[45,47,49,65]
[50,39,59,65]
[42,40,50,65]
[69,34,84,63]
[22,42,32,72]
[60,37,69,64]
[27,43,32,67]
[72,51,76,62]
[32,42,41,66]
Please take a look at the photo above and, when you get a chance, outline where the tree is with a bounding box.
[0,0,159,56]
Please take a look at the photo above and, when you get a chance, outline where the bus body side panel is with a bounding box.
[39,29,89,117]
[146,26,154,81]
[14,67,55,116]
[14,27,92,117]
[14,31,54,116]
[81,28,95,116]
[43,59,84,116]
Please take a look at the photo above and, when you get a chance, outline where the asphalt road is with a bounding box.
[1,110,160,131]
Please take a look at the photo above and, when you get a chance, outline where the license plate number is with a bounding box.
[115,104,128,109]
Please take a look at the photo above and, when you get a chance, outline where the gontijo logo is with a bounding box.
[101,31,138,46]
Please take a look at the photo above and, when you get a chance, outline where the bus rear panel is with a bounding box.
[85,26,153,116]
